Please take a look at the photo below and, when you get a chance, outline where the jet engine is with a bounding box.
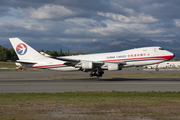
[81,61,93,69]
[108,64,121,71]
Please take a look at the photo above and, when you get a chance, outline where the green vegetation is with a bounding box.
[0,62,16,71]
[0,62,16,68]
[0,45,18,61]
[0,92,180,119]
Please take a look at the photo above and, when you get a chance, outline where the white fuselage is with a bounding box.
[31,46,174,71]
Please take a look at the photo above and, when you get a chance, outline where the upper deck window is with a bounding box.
[159,47,164,50]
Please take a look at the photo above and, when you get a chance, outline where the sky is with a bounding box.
[1,0,180,44]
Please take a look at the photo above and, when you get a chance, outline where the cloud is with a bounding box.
[97,12,158,23]
[174,19,180,27]
[29,5,77,20]
[1,0,180,44]
[88,21,167,39]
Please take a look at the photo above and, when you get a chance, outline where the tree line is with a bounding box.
[0,45,88,61]
[0,45,18,61]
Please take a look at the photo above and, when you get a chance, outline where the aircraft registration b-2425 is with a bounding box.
[9,38,174,77]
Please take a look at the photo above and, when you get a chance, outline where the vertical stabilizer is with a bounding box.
[9,38,44,61]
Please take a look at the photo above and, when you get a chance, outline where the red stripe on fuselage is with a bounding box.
[100,55,174,62]
[33,64,64,68]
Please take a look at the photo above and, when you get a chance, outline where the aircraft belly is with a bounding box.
[125,60,164,67]
[138,60,165,65]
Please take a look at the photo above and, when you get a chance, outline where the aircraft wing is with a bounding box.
[56,57,126,66]
[42,53,126,66]
[56,57,104,65]
[56,57,80,62]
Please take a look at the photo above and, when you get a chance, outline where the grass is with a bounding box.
[0,92,180,119]
[0,62,16,71]
[0,62,16,68]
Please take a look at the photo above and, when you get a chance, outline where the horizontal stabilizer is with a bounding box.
[16,60,37,64]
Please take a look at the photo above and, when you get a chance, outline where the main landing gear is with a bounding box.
[155,68,159,72]
[89,69,104,77]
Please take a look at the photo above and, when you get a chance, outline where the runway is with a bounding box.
[0,78,180,93]
[0,68,180,93]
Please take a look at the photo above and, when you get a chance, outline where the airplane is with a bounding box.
[9,37,174,77]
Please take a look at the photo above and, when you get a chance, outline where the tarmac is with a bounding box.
[0,68,180,93]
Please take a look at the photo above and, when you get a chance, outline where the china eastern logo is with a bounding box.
[16,43,27,55]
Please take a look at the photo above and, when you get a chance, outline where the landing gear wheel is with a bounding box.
[155,68,159,72]
[97,73,102,78]
[89,69,104,77]
[96,70,104,77]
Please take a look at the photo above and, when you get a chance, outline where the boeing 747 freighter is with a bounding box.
[9,38,174,77]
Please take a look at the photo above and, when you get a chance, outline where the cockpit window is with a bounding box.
[159,48,164,50]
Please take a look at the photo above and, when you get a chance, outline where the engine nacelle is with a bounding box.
[82,62,93,69]
[108,64,121,71]
[15,62,22,66]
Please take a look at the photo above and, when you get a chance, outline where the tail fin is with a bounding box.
[9,38,44,61]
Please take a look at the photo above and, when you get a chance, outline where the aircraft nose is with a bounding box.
[169,52,175,59]
[170,51,175,56]
[165,50,175,60]
[173,53,175,58]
